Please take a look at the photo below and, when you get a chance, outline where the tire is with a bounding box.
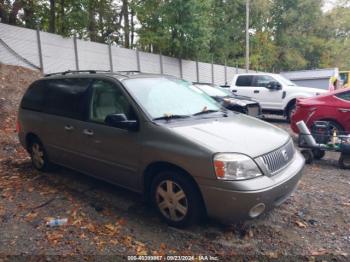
[28,137,52,172]
[312,149,325,160]
[327,121,344,134]
[301,150,313,164]
[286,103,296,122]
[150,170,203,227]
[339,153,350,169]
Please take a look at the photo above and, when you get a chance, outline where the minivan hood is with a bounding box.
[169,114,290,158]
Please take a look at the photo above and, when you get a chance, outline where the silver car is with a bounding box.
[18,71,304,227]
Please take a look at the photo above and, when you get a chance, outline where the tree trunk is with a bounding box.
[9,0,22,25]
[49,0,56,33]
[88,0,97,41]
[59,0,65,35]
[130,7,135,47]
[23,0,35,29]
[0,0,8,23]
[122,0,129,48]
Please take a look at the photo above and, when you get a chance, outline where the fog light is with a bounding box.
[249,203,265,218]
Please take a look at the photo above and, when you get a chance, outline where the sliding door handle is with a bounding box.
[83,129,94,136]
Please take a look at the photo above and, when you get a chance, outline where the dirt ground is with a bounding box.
[0,64,349,261]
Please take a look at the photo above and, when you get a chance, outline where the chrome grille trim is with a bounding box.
[257,139,295,176]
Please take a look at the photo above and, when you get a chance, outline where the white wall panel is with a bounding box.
[112,46,138,71]
[182,59,197,82]
[77,39,109,71]
[40,31,75,73]
[139,51,160,73]
[163,56,180,77]
[0,23,39,68]
[214,64,226,86]
[198,62,212,83]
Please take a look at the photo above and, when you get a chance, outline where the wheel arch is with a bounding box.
[284,98,297,113]
[25,132,40,151]
[142,161,207,213]
[317,118,345,131]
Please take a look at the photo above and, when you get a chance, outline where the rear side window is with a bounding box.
[21,80,46,111]
[236,75,253,86]
[335,91,350,101]
[45,78,91,120]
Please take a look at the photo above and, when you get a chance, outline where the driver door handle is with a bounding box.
[83,129,94,136]
[254,90,259,94]
[232,90,237,93]
[64,125,74,131]
[338,108,350,113]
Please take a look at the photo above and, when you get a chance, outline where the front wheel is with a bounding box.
[312,149,325,160]
[339,154,350,169]
[151,170,203,227]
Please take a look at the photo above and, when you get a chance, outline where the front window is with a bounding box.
[123,78,220,119]
[335,90,350,101]
[253,75,276,87]
[90,80,135,123]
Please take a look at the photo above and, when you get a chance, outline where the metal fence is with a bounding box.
[0,22,253,85]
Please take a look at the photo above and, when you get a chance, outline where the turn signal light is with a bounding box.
[214,160,225,178]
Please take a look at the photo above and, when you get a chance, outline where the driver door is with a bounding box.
[74,79,141,190]
[252,75,284,110]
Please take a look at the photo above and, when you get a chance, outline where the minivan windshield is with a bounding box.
[124,77,221,119]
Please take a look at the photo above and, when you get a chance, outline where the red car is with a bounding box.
[291,88,350,133]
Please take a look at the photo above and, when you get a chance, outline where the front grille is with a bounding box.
[247,104,260,117]
[259,139,295,176]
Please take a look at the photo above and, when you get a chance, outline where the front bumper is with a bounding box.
[198,151,305,224]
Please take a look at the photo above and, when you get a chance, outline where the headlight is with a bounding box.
[223,98,246,107]
[214,153,262,180]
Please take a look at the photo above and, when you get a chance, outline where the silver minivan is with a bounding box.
[18,71,305,227]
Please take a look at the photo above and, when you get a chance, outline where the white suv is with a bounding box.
[231,73,327,120]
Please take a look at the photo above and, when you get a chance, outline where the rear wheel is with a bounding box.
[151,170,203,227]
[28,138,52,172]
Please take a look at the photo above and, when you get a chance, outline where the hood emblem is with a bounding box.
[282,149,289,161]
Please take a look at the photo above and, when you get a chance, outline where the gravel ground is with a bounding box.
[0,64,349,261]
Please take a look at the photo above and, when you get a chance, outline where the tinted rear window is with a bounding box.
[45,78,91,120]
[21,80,46,111]
[236,75,253,86]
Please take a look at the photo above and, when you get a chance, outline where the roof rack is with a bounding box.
[116,70,141,74]
[44,70,112,77]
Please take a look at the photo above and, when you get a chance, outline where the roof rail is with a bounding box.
[44,70,112,77]
[116,70,141,74]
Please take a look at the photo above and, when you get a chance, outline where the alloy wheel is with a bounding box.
[155,180,188,222]
[31,143,45,169]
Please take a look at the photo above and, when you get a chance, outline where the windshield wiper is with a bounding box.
[192,109,220,116]
[153,114,190,121]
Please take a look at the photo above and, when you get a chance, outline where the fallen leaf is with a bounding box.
[265,252,279,259]
[295,220,307,228]
[311,248,327,256]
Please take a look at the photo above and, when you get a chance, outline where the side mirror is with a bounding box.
[105,113,138,131]
[266,81,282,91]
